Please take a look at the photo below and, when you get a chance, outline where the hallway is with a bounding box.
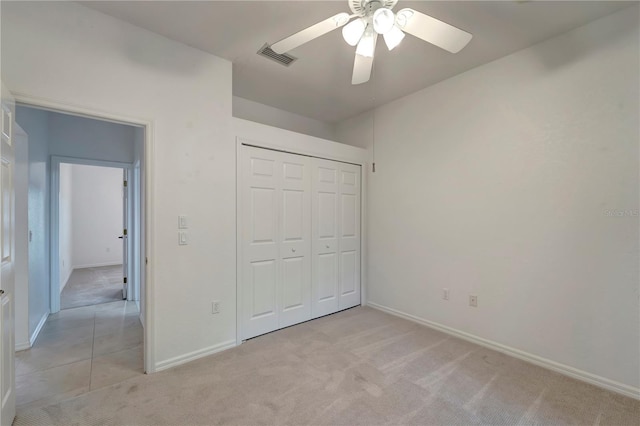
[60,265,124,310]
[15,301,143,412]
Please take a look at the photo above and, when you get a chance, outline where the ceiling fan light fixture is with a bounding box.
[372,8,395,34]
[333,13,351,27]
[342,18,366,46]
[383,25,405,50]
[395,8,414,29]
[355,25,376,58]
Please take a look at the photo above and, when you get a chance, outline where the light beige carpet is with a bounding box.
[14,307,639,425]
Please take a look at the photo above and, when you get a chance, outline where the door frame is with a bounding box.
[12,93,155,374]
[50,156,133,312]
[235,135,369,346]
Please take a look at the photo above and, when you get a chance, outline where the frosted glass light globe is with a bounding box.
[383,25,405,50]
[342,18,366,46]
[373,8,395,34]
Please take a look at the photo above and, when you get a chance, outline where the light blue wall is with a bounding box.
[48,112,135,163]
[15,105,51,338]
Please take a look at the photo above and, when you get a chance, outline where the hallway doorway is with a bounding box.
[13,104,147,412]
[58,163,128,310]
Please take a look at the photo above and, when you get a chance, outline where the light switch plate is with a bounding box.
[178,231,188,245]
[178,215,188,229]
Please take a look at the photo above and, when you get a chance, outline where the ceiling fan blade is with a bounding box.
[352,31,377,85]
[352,53,374,85]
[396,8,472,54]
[271,12,350,54]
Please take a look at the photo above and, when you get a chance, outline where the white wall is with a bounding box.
[70,164,123,269]
[233,96,336,141]
[58,163,73,290]
[235,118,365,164]
[14,106,50,344]
[335,111,373,150]
[2,1,233,369]
[336,6,639,394]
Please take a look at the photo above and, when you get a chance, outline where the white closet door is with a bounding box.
[337,163,361,309]
[241,146,312,339]
[242,147,280,339]
[278,152,312,328]
[311,159,341,318]
[311,159,361,317]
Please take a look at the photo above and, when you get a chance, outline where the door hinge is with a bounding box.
[123,277,127,284]
[123,228,128,236]
[124,180,128,187]
[145,257,148,265]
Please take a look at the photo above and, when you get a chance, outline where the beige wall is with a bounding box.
[337,6,639,393]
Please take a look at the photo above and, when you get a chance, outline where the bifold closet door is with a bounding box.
[241,146,312,340]
[337,162,361,309]
[311,159,361,318]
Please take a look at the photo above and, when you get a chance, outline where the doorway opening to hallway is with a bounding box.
[12,104,147,411]
[59,163,128,310]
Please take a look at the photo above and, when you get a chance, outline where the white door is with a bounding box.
[311,159,340,318]
[241,146,359,338]
[242,147,280,339]
[241,146,312,339]
[311,159,361,317]
[337,163,361,309]
[0,83,16,426]
[278,151,311,329]
[122,169,128,300]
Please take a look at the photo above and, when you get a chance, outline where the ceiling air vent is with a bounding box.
[257,43,297,67]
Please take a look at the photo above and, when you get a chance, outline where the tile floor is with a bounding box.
[60,265,124,310]
[15,300,143,413]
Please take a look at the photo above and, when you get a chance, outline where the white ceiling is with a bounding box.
[81,1,631,123]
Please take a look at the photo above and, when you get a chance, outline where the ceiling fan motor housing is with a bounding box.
[349,0,399,17]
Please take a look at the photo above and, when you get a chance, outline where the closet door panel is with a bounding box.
[338,164,361,309]
[242,145,361,339]
[278,153,311,328]
[249,260,277,319]
[242,147,280,339]
[311,159,340,318]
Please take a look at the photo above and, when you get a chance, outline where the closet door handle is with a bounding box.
[292,248,296,253]
[325,245,330,249]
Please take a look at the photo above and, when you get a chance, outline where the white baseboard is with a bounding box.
[29,311,49,347]
[15,340,31,351]
[73,262,123,270]
[153,339,237,373]
[366,301,640,400]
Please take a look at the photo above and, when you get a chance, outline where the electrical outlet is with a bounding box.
[212,301,220,314]
[443,288,450,300]
[469,295,478,307]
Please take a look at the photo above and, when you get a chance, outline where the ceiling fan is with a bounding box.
[271,0,473,85]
